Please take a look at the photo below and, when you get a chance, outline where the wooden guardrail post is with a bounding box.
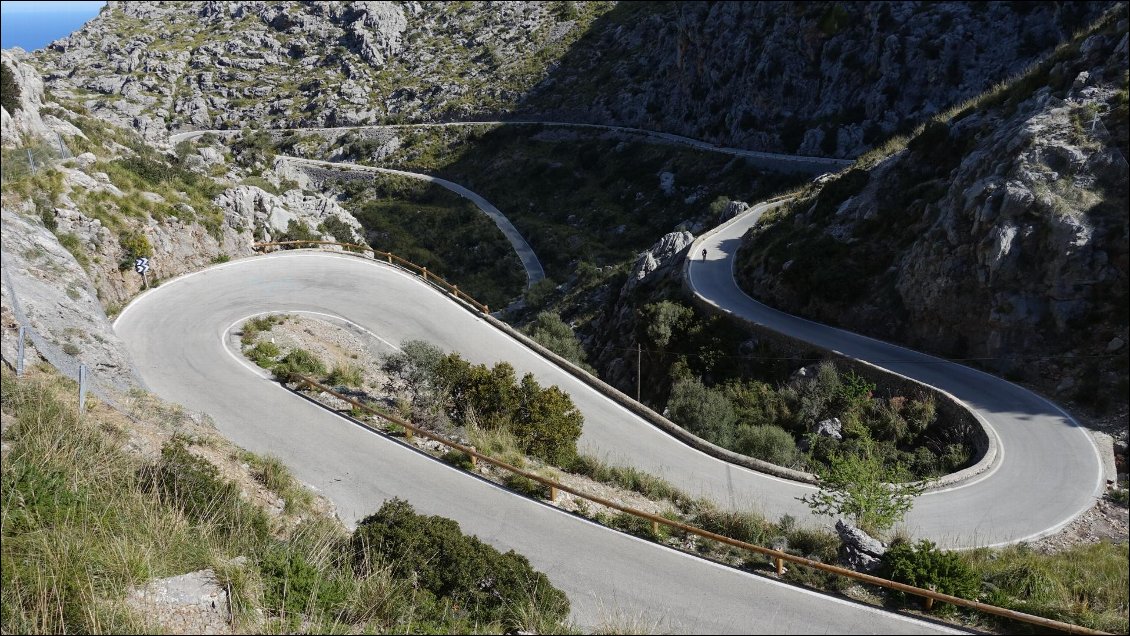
[387,253,392,264]
[422,267,428,281]
[549,485,558,502]
[775,557,785,575]
[651,520,660,536]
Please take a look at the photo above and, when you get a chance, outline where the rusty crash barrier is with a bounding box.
[291,374,1110,636]
[253,241,491,314]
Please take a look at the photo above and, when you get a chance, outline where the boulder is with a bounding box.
[813,417,843,441]
[719,200,750,221]
[835,519,887,573]
[621,231,693,296]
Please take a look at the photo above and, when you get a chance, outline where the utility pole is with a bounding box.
[637,343,642,402]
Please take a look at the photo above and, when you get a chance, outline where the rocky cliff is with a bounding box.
[26,1,1109,156]
[30,1,613,142]
[736,8,1129,412]
[521,1,1108,156]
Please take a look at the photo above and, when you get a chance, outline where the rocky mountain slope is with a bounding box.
[31,0,612,142]
[520,1,1109,156]
[2,48,366,385]
[736,8,1130,414]
[29,1,1109,156]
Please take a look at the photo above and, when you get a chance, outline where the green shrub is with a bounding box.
[259,540,352,617]
[801,434,926,534]
[277,219,318,243]
[525,311,589,369]
[118,230,152,269]
[434,352,583,465]
[523,278,556,310]
[440,449,475,470]
[1,61,21,114]
[247,341,280,368]
[642,301,693,348]
[667,376,738,447]
[317,216,360,246]
[326,363,363,388]
[512,375,583,466]
[245,314,284,332]
[503,473,551,499]
[882,539,980,612]
[736,424,800,467]
[273,348,326,383]
[381,339,447,405]
[350,498,569,629]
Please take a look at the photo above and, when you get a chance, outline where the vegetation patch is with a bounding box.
[0,367,572,634]
[382,341,583,465]
[351,498,570,630]
[332,174,525,310]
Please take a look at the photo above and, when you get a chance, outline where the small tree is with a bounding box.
[641,301,693,348]
[799,434,927,535]
[1,61,21,114]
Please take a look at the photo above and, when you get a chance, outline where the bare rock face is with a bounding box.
[1,50,55,148]
[521,2,1109,157]
[126,568,232,635]
[813,417,844,441]
[0,208,142,395]
[621,231,693,298]
[213,185,365,244]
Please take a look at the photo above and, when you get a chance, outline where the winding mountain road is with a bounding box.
[113,252,959,634]
[109,122,1103,632]
[170,120,853,174]
[687,201,1105,547]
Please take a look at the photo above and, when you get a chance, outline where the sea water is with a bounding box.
[1,1,104,51]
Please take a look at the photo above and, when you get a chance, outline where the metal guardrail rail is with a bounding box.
[252,240,1111,635]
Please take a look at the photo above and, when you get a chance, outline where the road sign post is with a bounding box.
[16,326,26,376]
[135,257,150,289]
[78,364,88,414]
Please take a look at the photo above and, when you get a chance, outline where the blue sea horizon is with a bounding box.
[1,5,103,52]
